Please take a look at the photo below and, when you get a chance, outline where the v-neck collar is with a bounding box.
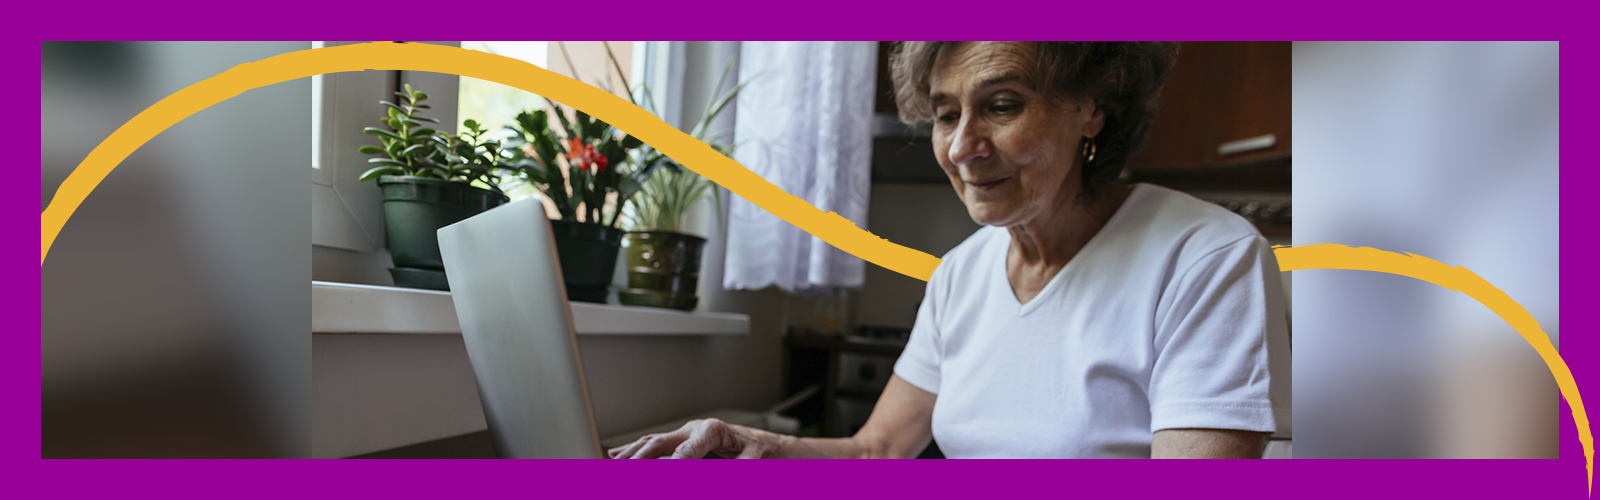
[999,183,1149,316]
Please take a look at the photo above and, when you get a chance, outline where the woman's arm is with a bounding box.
[1151,428,1267,458]
[608,375,936,459]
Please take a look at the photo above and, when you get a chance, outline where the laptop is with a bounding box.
[436,197,604,459]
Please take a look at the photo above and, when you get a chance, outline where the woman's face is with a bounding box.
[929,42,1105,227]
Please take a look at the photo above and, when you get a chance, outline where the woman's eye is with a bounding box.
[990,102,1020,114]
[936,112,960,124]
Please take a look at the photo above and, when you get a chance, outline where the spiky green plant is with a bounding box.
[623,57,746,233]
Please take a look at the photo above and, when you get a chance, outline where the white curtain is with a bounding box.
[723,41,877,292]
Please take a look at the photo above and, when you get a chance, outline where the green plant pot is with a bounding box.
[379,176,509,273]
[622,231,706,309]
[550,220,625,303]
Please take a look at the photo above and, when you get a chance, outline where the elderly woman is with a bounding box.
[610,41,1291,459]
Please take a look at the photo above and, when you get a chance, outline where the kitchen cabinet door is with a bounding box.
[1129,41,1218,168]
[1213,41,1292,165]
[1128,41,1291,169]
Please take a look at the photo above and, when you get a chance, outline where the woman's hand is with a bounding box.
[607,376,936,459]
[607,418,780,459]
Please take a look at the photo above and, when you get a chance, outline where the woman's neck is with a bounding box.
[1007,183,1133,267]
[1004,182,1133,304]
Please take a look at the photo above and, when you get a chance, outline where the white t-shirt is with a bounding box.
[893,183,1291,458]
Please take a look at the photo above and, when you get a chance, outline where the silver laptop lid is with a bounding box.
[437,197,602,459]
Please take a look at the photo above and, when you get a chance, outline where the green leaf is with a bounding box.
[387,106,401,121]
[367,158,407,166]
[400,144,426,156]
[358,166,407,181]
[415,91,429,101]
[618,175,642,195]
[621,134,643,150]
[379,101,413,118]
[463,118,479,130]
[515,110,549,134]
[358,145,385,155]
[364,127,404,141]
[574,111,594,140]
[409,128,437,139]
[545,100,575,134]
[522,167,547,185]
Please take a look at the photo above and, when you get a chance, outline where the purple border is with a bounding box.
[12,1,1589,498]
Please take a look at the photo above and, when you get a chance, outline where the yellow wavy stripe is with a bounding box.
[39,43,1587,493]
[39,42,942,281]
[1276,243,1589,494]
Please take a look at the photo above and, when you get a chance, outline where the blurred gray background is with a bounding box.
[42,41,309,457]
[1293,41,1560,458]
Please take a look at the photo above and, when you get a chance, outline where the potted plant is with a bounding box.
[500,103,653,302]
[618,63,745,310]
[357,84,511,290]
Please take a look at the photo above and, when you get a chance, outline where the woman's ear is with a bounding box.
[1082,99,1107,138]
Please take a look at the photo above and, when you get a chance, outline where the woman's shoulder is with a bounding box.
[925,225,1006,285]
[1121,183,1265,251]
[941,225,1007,263]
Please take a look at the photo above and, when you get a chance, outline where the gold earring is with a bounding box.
[1081,138,1097,164]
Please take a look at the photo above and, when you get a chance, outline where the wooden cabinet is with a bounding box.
[1128,41,1291,170]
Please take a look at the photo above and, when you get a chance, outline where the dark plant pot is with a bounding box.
[379,175,509,276]
[550,220,625,303]
[388,266,450,291]
[619,288,698,311]
[620,231,706,310]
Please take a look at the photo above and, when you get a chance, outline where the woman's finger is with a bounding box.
[672,419,732,459]
[672,431,714,459]
[608,436,648,460]
[628,433,682,459]
[733,442,764,459]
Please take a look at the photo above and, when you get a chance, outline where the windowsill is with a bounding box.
[312,281,749,336]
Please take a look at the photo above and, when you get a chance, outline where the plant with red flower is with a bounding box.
[501,43,742,230]
[564,138,609,171]
[503,102,643,227]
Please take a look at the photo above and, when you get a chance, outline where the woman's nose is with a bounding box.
[947,117,992,165]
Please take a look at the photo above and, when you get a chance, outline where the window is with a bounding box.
[457,41,643,205]
[311,41,684,284]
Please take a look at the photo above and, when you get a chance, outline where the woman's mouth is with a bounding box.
[966,177,1011,193]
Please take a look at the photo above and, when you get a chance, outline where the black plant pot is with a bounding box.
[549,220,624,303]
[378,175,508,290]
[620,231,706,311]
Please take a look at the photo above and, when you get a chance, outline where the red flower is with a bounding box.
[564,138,608,171]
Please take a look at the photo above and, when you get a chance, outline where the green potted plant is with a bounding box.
[618,63,745,310]
[357,84,511,290]
[500,103,652,302]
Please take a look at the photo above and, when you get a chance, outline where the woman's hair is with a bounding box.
[889,42,1180,201]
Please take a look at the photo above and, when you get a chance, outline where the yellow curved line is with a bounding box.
[1276,243,1589,493]
[39,42,942,280]
[39,43,1587,492]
